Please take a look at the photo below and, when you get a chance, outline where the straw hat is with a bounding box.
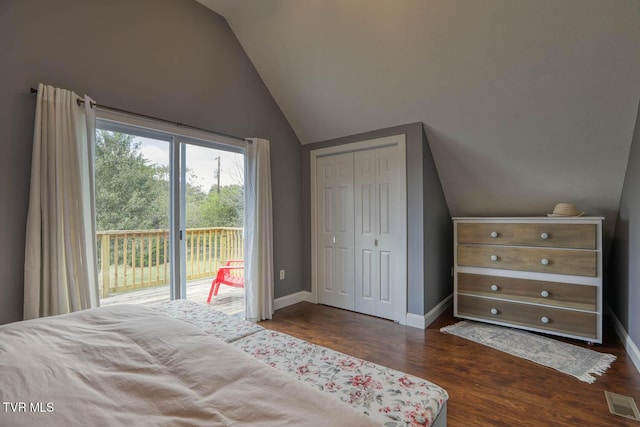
[547,203,585,217]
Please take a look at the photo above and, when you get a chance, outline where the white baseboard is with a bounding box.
[406,313,426,329]
[405,294,453,330]
[607,305,640,373]
[273,291,313,311]
[274,291,453,331]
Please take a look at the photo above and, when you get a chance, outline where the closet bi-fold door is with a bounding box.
[316,152,355,311]
[354,146,401,320]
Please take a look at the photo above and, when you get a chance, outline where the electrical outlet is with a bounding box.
[279,269,285,280]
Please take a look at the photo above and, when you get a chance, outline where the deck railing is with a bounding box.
[96,227,243,298]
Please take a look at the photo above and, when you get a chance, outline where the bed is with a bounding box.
[1,300,447,426]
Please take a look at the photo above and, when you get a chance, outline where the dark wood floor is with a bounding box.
[261,302,640,427]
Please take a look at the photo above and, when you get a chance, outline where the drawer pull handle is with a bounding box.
[490,231,498,238]
[490,308,498,315]
[540,232,549,240]
[541,316,550,324]
[490,284,499,292]
[540,258,550,265]
[490,255,498,262]
[540,290,550,298]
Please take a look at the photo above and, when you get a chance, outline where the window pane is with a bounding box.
[95,130,171,305]
[184,144,245,316]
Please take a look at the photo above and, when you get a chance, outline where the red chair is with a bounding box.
[207,260,244,303]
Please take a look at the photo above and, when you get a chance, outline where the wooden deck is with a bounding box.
[100,277,244,316]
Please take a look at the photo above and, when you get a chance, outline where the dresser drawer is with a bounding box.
[457,273,596,311]
[457,294,597,339]
[457,245,597,277]
[457,223,596,249]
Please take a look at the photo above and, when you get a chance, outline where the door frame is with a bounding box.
[310,134,407,324]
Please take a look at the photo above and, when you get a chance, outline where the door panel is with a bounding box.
[380,251,391,302]
[322,246,333,291]
[379,182,390,235]
[361,249,373,299]
[361,184,373,234]
[317,158,335,300]
[322,188,332,232]
[337,246,350,295]
[338,185,350,232]
[354,150,377,316]
[374,146,401,320]
[316,153,354,310]
[354,146,401,320]
[95,130,172,303]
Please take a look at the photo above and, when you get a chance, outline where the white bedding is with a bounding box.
[0,305,376,426]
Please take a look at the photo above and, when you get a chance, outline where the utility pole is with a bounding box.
[214,156,220,193]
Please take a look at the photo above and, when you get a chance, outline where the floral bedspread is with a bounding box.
[148,299,263,343]
[232,329,448,427]
[146,301,447,426]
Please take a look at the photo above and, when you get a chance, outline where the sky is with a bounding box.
[135,137,244,193]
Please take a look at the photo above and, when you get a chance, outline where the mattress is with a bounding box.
[0,304,375,426]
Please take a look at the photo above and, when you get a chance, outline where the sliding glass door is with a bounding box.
[181,143,244,312]
[95,129,172,304]
[95,119,244,312]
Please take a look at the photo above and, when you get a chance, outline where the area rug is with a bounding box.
[440,320,616,383]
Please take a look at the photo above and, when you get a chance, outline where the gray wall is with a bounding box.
[422,125,454,312]
[610,100,640,348]
[301,123,452,316]
[0,0,302,324]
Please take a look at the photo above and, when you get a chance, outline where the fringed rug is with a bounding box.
[441,321,616,383]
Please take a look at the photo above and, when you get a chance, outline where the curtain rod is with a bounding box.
[29,87,249,144]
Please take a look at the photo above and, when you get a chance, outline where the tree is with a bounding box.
[95,130,244,231]
[199,184,244,227]
[95,131,167,231]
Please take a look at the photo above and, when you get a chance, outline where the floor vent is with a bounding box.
[605,391,640,421]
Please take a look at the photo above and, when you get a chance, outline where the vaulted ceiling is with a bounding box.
[197,0,640,238]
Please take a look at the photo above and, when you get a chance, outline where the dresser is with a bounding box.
[453,217,603,344]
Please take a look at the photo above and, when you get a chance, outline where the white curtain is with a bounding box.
[244,138,274,321]
[24,83,99,319]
